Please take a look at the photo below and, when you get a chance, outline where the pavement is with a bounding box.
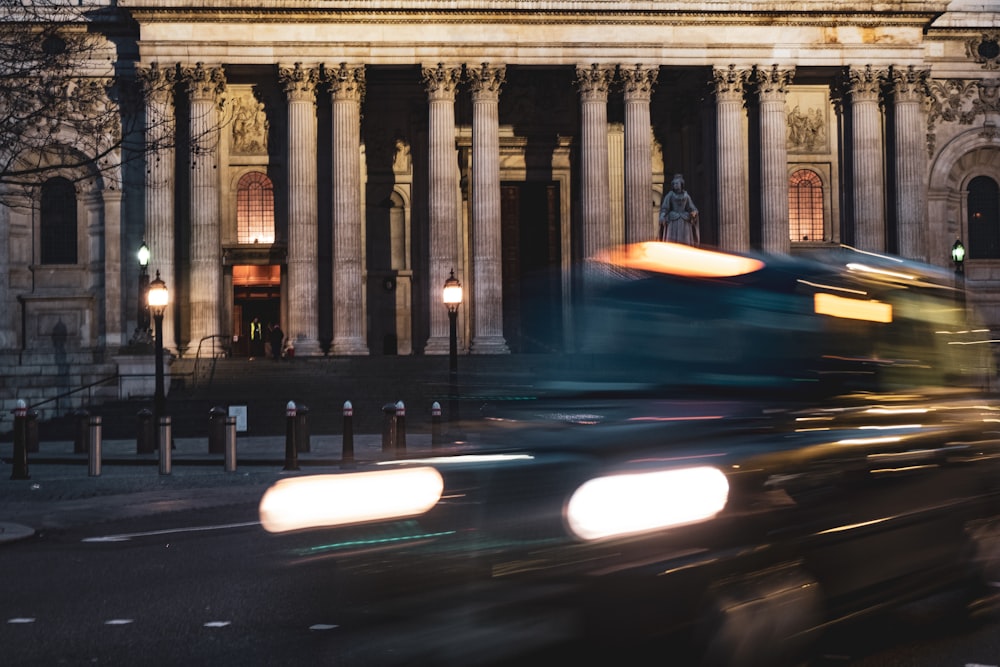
[0,430,438,545]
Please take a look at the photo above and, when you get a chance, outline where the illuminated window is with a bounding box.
[40,177,77,264]
[968,175,1000,259]
[236,171,275,244]
[788,169,824,242]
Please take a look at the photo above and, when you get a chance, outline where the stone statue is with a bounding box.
[659,173,700,246]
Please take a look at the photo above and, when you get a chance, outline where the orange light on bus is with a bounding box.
[814,292,893,323]
[595,242,765,278]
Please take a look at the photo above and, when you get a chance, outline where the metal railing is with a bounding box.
[26,374,119,419]
[190,334,232,390]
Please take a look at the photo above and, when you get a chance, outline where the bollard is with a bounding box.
[10,399,29,480]
[342,400,354,467]
[136,408,154,454]
[224,416,237,472]
[208,406,227,454]
[88,415,102,477]
[73,408,90,454]
[283,401,299,471]
[295,403,310,453]
[381,402,398,455]
[431,401,442,448]
[26,409,39,454]
[159,416,172,475]
[395,400,406,454]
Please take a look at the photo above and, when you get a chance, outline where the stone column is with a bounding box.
[102,188,123,347]
[137,63,178,352]
[280,63,322,356]
[467,63,509,354]
[621,65,658,245]
[714,65,751,253]
[422,63,463,355]
[327,63,369,355]
[753,65,794,255]
[576,64,616,260]
[848,65,888,253]
[891,66,929,261]
[180,63,226,348]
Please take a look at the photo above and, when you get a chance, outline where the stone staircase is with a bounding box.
[1,352,563,441]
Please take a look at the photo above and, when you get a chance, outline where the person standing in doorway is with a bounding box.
[249,317,264,360]
[269,322,284,361]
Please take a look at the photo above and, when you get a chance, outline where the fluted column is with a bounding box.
[576,64,615,259]
[280,63,322,356]
[327,63,368,356]
[621,65,658,244]
[714,65,751,252]
[753,65,793,254]
[848,65,888,252]
[137,63,177,352]
[467,63,509,354]
[891,66,929,261]
[180,63,226,347]
[422,63,463,355]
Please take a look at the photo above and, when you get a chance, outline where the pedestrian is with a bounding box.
[269,322,284,361]
[249,317,264,360]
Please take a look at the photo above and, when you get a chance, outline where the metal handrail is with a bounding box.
[27,374,119,416]
[191,334,232,389]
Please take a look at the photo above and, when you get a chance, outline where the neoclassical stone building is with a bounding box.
[4,1,1000,407]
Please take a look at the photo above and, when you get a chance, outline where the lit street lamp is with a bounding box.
[443,269,463,425]
[147,271,169,449]
[137,241,150,332]
[952,238,966,306]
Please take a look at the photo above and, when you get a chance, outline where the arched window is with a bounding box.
[788,169,824,242]
[40,177,78,264]
[968,175,1000,259]
[236,171,275,244]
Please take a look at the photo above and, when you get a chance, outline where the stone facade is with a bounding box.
[4,1,1000,415]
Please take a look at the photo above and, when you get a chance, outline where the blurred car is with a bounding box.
[260,242,1000,666]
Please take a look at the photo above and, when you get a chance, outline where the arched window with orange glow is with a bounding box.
[236,171,275,244]
[968,175,1000,259]
[788,169,824,243]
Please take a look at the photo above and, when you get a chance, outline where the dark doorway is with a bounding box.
[501,181,562,353]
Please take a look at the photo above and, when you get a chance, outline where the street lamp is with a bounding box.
[443,269,463,425]
[147,271,168,449]
[135,241,149,336]
[952,238,966,275]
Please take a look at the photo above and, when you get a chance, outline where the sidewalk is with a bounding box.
[0,431,436,545]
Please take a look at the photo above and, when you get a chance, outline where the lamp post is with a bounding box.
[137,242,150,333]
[147,271,168,449]
[443,269,463,425]
[952,238,966,306]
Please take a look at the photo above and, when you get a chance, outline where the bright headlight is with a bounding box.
[259,467,444,534]
[565,466,729,541]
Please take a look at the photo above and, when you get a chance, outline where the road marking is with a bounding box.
[310,624,339,631]
[204,621,231,628]
[105,619,134,625]
[82,521,260,543]
[7,618,35,624]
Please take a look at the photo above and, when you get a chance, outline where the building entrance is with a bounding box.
[501,181,563,352]
[232,265,281,358]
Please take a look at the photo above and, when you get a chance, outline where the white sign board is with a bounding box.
[228,405,248,432]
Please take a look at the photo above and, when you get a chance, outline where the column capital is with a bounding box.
[137,62,177,105]
[750,64,794,100]
[467,63,506,99]
[423,63,463,100]
[575,63,615,100]
[889,65,929,104]
[325,63,365,102]
[844,65,888,102]
[713,65,750,102]
[279,63,320,102]
[179,63,226,102]
[620,64,658,101]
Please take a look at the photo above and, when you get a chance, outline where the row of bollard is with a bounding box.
[10,398,450,480]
